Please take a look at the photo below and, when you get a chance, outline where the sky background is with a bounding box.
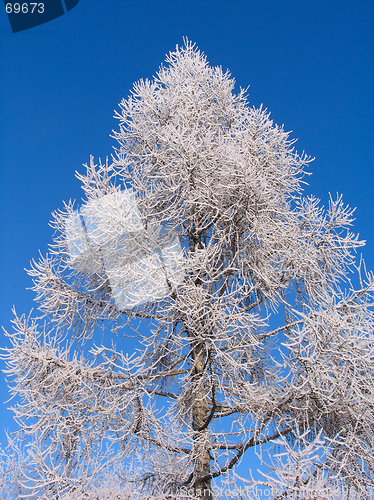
[0,0,373,484]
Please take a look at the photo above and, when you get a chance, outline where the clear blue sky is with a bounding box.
[0,0,373,473]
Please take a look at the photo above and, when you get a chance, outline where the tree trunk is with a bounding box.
[192,342,212,500]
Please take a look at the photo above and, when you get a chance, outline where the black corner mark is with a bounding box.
[4,0,80,33]
[4,1,64,33]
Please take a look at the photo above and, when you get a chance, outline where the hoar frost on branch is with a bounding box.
[2,40,374,499]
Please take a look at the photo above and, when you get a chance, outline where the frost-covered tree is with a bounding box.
[2,40,374,500]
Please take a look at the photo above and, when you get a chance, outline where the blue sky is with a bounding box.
[0,0,373,481]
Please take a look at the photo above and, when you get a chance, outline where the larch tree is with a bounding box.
[2,40,374,500]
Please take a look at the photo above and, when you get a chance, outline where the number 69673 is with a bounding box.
[6,3,45,14]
